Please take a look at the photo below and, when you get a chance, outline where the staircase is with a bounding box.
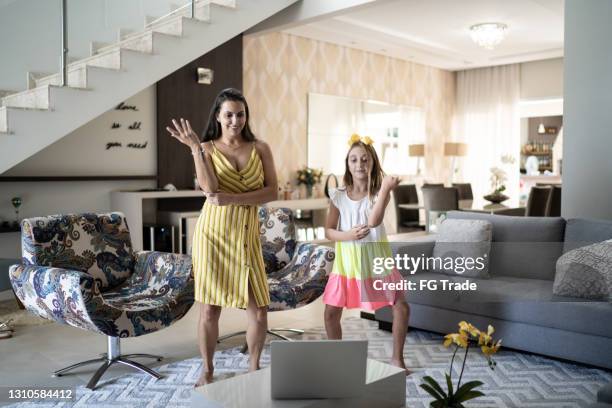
[0,0,298,174]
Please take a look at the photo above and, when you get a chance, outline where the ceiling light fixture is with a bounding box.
[469,22,508,50]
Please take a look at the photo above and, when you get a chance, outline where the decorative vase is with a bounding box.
[483,192,509,204]
[306,184,313,198]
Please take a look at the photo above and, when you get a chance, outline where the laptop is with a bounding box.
[270,340,368,399]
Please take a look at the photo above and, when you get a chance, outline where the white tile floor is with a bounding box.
[0,298,361,389]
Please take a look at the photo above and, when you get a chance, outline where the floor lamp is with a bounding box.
[444,142,468,184]
[409,144,425,175]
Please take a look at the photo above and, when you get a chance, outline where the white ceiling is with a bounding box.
[283,0,564,71]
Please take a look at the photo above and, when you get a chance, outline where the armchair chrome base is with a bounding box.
[52,336,164,390]
[217,328,305,354]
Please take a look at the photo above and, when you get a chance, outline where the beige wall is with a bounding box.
[243,32,455,186]
[520,58,564,100]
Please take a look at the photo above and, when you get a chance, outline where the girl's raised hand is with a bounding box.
[349,224,370,240]
[166,118,200,150]
[382,175,401,191]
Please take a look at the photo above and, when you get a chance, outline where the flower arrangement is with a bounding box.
[296,166,323,187]
[420,321,502,407]
[484,155,515,204]
[489,166,507,194]
[296,166,323,198]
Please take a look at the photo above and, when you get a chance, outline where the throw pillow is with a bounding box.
[553,240,612,301]
[432,219,492,278]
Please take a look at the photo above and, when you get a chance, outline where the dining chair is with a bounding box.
[546,185,562,217]
[452,183,473,200]
[393,184,421,231]
[525,186,552,217]
[421,186,459,231]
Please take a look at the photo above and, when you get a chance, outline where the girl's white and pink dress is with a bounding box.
[323,188,406,311]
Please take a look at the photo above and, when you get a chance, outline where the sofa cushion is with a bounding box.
[432,219,492,278]
[401,271,462,309]
[553,241,612,300]
[447,211,565,280]
[564,218,612,253]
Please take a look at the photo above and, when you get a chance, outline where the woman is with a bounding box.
[166,88,278,386]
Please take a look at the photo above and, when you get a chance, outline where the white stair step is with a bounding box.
[118,28,136,42]
[27,71,52,90]
[1,86,50,110]
[211,0,237,9]
[34,65,88,89]
[146,1,212,29]
[68,48,123,72]
[0,106,7,133]
[0,90,15,99]
[147,15,187,36]
[90,41,111,56]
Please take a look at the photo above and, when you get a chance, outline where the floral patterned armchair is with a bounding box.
[218,207,334,345]
[9,212,194,389]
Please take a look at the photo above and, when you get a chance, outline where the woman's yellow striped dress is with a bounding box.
[191,141,270,308]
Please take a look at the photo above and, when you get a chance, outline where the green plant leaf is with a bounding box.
[456,390,485,403]
[420,384,445,401]
[445,373,454,397]
[422,376,448,398]
[454,381,484,401]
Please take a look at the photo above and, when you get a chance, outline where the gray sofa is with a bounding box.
[375,211,612,369]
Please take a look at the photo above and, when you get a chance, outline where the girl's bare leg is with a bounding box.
[324,305,344,340]
[390,299,411,375]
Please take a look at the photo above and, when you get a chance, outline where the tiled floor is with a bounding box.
[0,298,360,390]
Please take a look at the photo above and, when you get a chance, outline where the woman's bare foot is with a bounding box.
[195,370,214,387]
[248,363,260,373]
[390,359,412,376]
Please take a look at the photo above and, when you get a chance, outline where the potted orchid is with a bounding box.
[484,155,515,204]
[420,321,502,407]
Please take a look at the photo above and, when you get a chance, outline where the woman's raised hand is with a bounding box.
[166,118,199,150]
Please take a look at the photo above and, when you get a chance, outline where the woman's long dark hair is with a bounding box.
[201,88,256,142]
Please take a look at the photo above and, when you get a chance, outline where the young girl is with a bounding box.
[323,134,410,373]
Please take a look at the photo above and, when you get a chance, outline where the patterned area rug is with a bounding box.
[0,299,51,328]
[7,317,611,407]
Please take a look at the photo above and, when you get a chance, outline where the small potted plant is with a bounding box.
[484,166,508,204]
[484,155,515,204]
[296,166,323,198]
[420,321,502,407]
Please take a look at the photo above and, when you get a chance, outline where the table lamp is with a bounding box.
[408,144,425,175]
[444,142,468,183]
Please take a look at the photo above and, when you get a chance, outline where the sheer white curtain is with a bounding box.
[454,64,521,202]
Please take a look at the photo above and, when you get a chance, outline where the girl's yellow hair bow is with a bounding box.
[348,133,374,146]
